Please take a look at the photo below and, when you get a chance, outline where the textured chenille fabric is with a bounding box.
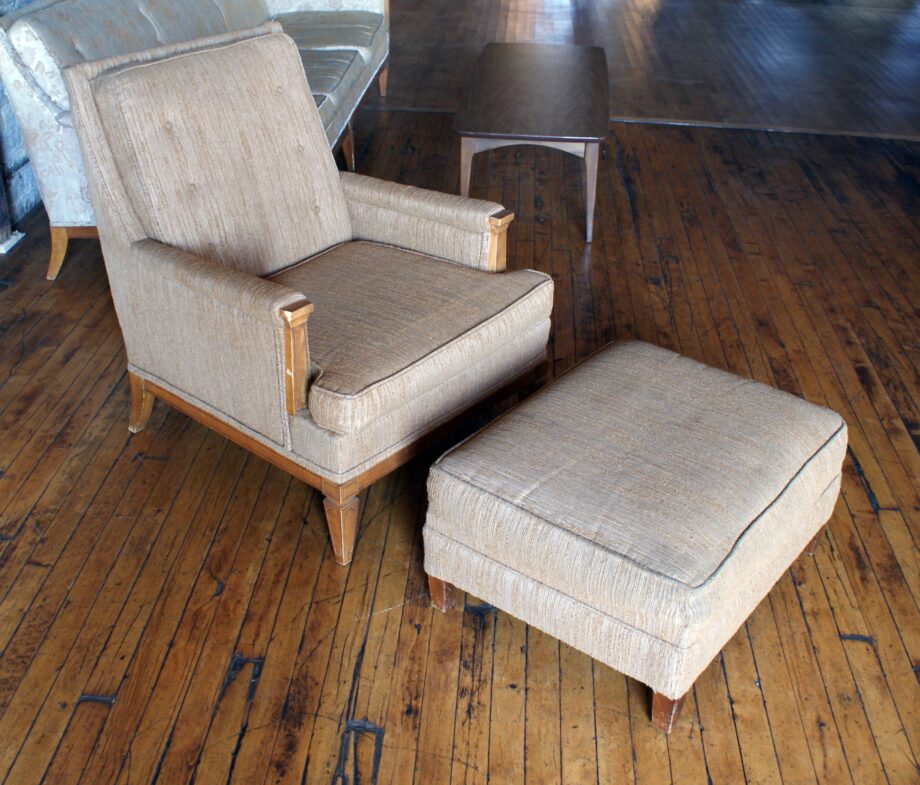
[340,173,508,270]
[424,341,847,698]
[272,240,554,434]
[90,33,352,277]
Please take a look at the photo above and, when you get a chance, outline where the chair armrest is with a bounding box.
[339,172,514,271]
[125,240,313,444]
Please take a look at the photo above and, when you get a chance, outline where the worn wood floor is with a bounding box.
[0,113,918,784]
[375,0,920,139]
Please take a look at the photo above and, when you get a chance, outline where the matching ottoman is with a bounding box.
[422,341,847,732]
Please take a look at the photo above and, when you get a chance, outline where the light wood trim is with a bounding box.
[280,300,313,415]
[130,357,546,560]
[486,209,514,271]
[323,495,360,566]
[47,224,99,280]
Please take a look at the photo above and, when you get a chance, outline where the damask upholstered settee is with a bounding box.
[0,0,389,279]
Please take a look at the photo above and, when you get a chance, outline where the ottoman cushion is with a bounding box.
[423,341,847,698]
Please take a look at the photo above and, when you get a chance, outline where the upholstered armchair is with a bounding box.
[63,26,553,565]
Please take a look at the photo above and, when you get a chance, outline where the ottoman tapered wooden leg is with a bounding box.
[428,575,457,613]
[651,691,685,734]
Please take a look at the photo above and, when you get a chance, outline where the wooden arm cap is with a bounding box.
[488,209,515,229]
[280,300,313,327]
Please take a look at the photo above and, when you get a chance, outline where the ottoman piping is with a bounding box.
[431,420,846,589]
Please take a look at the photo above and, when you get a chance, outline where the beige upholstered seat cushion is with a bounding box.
[278,10,387,65]
[424,341,847,697]
[272,240,553,435]
[89,33,351,277]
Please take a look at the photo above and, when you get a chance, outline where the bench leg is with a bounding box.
[428,575,457,613]
[323,494,360,566]
[651,691,685,734]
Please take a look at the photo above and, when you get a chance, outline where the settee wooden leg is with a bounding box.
[341,122,356,173]
[428,575,457,613]
[805,528,822,556]
[47,224,98,280]
[128,372,155,434]
[378,63,389,97]
[651,691,685,734]
[48,227,68,280]
[323,494,360,565]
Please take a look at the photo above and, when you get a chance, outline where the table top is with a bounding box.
[454,43,609,143]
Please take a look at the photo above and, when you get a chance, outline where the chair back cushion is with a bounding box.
[88,31,351,276]
[7,0,269,107]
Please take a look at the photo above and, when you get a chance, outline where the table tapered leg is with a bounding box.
[584,141,599,242]
[460,136,474,197]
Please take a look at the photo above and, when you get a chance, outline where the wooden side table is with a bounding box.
[455,43,609,242]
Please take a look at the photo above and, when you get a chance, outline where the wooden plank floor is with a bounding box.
[1,115,918,784]
[374,0,920,139]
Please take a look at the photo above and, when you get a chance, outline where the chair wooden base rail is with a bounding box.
[128,360,546,566]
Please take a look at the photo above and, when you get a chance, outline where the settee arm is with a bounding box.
[265,0,388,20]
[124,240,313,444]
[339,172,513,272]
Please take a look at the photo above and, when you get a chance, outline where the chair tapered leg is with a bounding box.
[378,63,389,97]
[805,528,822,556]
[428,575,457,613]
[48,226,68,280]
[323,494,360,565]
[341,122,356,172]
[651,691,685,734]
[128,372,155,433]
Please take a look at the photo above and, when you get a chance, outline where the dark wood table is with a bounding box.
[455,43,609,242]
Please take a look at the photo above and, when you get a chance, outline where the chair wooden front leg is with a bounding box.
[378,63,389,97]
[428,575,457,612]
[323,494,360,565]
[651,691,685,734]
[128,372,155,433]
